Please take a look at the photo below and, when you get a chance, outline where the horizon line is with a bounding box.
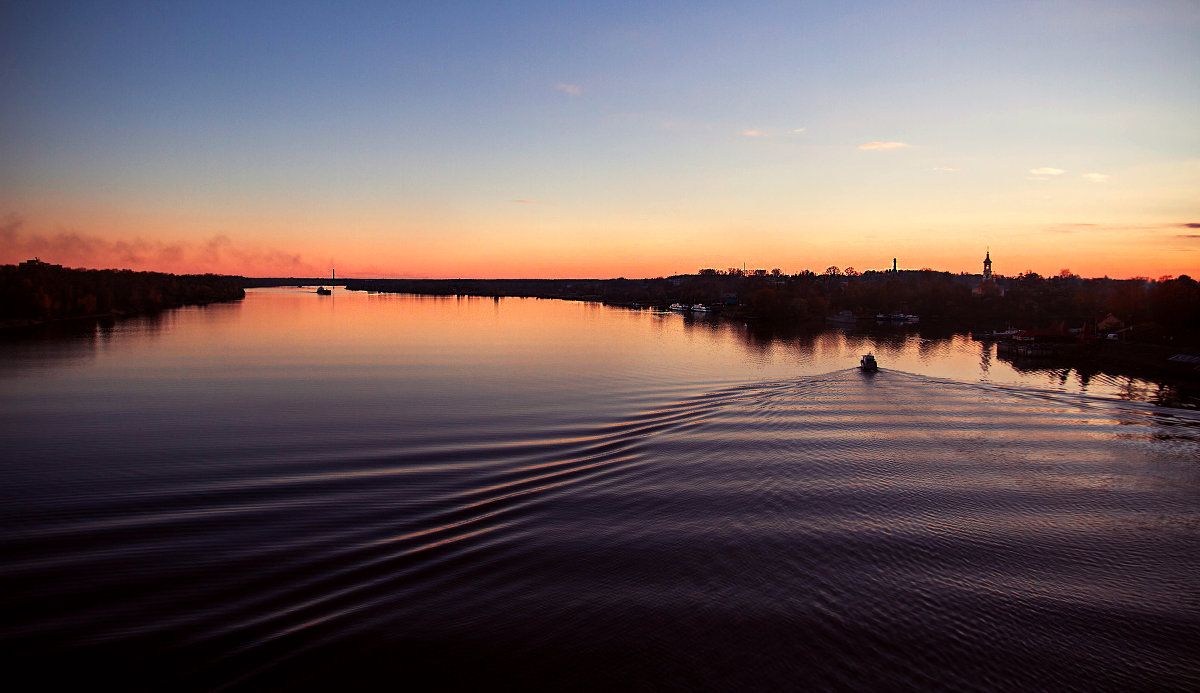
[9,259,1185,283]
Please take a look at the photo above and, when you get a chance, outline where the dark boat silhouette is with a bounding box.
[317,269,334,295]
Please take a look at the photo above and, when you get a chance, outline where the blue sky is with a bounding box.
[2,1,1198,277]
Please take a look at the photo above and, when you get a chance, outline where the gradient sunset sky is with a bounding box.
[2,1,1197,279]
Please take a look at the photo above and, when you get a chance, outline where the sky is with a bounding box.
[2,0,1198,279]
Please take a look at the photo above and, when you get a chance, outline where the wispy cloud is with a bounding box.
[858,141,912,150]
[740,127,805,137]
[1029,167,1065,176]
[1179,234,1200,239]
[0,216,319,275]
[932,166,959,172]
[1082,172,1110,183]
[1044,222,1191,235]
[554,83,581,96]
[1179,222,1200,228]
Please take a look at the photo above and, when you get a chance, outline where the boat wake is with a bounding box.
[2,371,1198,691]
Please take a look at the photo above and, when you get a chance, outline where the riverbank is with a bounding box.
[0,262,245,330]
[334,275,1200,393]
[334,272,1197,345]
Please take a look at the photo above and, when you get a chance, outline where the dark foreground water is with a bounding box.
[2,289,1198,691]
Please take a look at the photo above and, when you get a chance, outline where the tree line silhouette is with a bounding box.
[344,268,1199,344]
[1,261,245,325]
[6,261,1195,346]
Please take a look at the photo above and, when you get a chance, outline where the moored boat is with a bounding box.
[316,268,335,295]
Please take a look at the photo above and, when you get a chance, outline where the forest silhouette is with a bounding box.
[1,260,244,326]
[342,268,1199,345]
[3,262,1197,348]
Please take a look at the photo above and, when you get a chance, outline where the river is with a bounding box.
[2,287,1197,691]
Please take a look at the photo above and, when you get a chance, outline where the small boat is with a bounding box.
[859,354,878,371]
[316,268,334,295]
[669,303,688,312]
[691,304,711,313]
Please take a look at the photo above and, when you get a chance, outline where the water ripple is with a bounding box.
[2,371,1198,691]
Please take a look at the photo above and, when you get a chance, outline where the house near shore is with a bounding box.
[19,257,63,271]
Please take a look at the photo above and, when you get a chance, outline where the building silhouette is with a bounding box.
[973,249,1004,296]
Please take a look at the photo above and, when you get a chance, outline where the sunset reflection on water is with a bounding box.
[1,288,1198,691]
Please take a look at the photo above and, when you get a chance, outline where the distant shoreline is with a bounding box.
[5,266,1196,397]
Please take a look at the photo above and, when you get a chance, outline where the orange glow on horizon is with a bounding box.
[1,200,1194,280]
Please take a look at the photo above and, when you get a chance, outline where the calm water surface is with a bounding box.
[2,288,1198,691]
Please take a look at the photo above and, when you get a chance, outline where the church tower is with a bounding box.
[983,249,992,280]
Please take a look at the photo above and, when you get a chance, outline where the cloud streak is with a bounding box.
[1043,222,1200,236]
[0,216,320,276]
[1082,172,1110,183]
[858,141,912,150]
[1029,167,1065,176]
[740,127,805,137]
[554,83,581,96]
